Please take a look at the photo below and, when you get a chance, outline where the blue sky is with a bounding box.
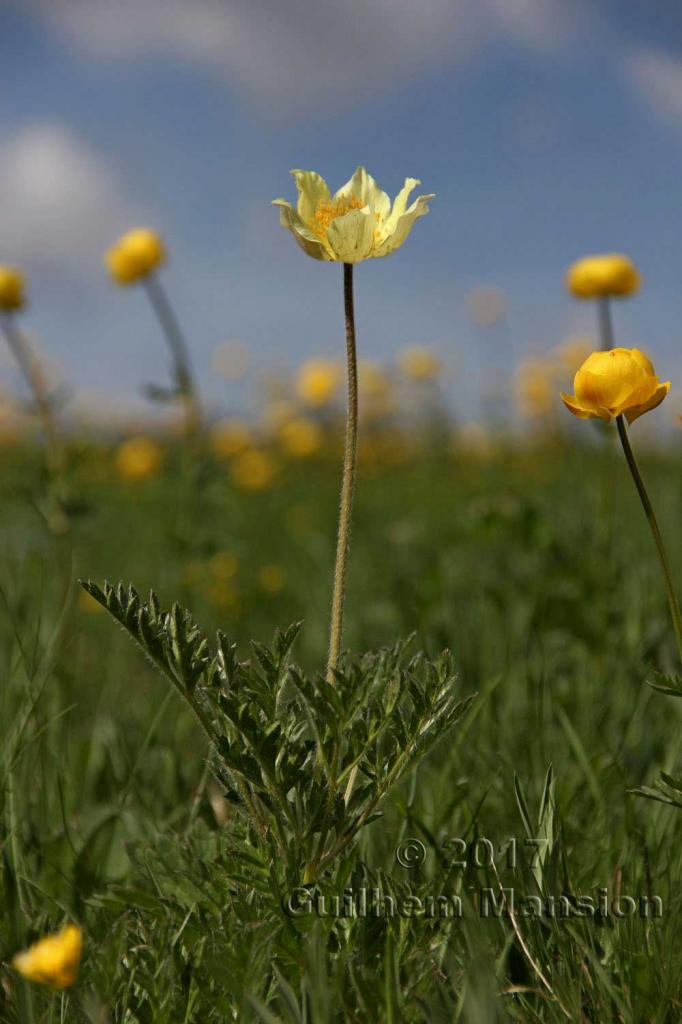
[2,0,682,424]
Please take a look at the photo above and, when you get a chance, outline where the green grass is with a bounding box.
[1,431,682,1022]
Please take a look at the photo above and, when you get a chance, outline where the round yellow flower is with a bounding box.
[13,924,83,989]
[115,436,164,481]
[566,254,639,300]
[210,418,252,458]
[105,228,166,286]
[278,416,323,458]
[0,265,26,312]
[296,359,341,407]
[398,346,442,382]
[273,167,434,263]
[258,563,286,594]
[231,449,277,491]
[516,358,555,418]
[561,348,670,424]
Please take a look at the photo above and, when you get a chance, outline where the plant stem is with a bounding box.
[326,263,359,682]
[616,414,682,665]
[597,296,614,351]
[142,273,201,436]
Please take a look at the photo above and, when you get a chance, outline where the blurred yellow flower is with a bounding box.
[552,335,593,378]
[566,253,639,300]
[115,436,164,481]
[13,924,82,989]
[278,416,323,458]
[258,563,286,594]
[231,449,277,491]
[561,348,669,423]
[398,346,442,382]
[273,167,434,263]
[105,228,166,286]
[0,265,25,312]
[209,550,239,580]
[210,418,252,458]
[515,358,556,419]
[296,359,341,407]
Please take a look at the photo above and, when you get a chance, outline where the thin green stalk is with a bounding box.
[597,296,614,351]
[326,263,359,682]
[616,414,682,665]
[142,273,201,436]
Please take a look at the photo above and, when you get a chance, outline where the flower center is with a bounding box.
[307,195,365,239]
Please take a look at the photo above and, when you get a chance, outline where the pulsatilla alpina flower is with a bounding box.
[105,228,166,285]
[273,167,434,263]
[0,265,26,311]
[12,924,83,989]
[566,253,639,299]
[561,348,669,423]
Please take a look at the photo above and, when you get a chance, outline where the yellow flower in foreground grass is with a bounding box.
[105,228,166,286]
[399,346,442,382]
[278,416,323,458]
[210,418,252,458]
[231,449,277,491]
[296,359,341,407]
[516,358,555,419]
[0,266,26,312]
[13,924,82,989]
[273,167,434,263]
[258,563,286,594]
[561,348,669,423]
[566,253,639,300]
[115,436,164,481]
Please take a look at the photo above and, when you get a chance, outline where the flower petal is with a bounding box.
[625,381,670,423]
[375,193,435,257]
[290,170,331,223]
[560,392,609,420]
[383,178,420,234]
[326,208,375,263]
[332,166,390,217]
[574,366,644,415]
[272,199,330,261]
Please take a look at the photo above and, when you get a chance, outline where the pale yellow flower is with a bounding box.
[273,167,434,263]
[296,359,341,407]
[13,924,83,989]
[398,346,442,382]
[566,253,639,300]
[231,449,277,491]
[258,563,286,594]
[0,266,26,312]
[278,416,323,458]
[515,358,556,419]
[561,348,669,423]
[115,436,164,481]
[105,228,166,286]
[210,418,252,458]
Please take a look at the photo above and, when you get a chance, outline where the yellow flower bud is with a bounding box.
[0,265,26,312]
[105,228,166,286]
[561,347,669,424]
[231,449,277,491]
[115,436,164,481]
[278,416,323,458]
[296,359,341,407]
[12,924,83,989]
[566,253,639,300]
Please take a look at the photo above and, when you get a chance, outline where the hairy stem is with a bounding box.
[326,263,358,682]
[616,414,682,665]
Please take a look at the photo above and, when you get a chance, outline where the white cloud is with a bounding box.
[627,48,682,123]
[0,122,140,270]
[25,0,575,114]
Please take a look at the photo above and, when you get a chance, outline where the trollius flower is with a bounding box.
[105,228,166,286]
[566,253,639,300]
[561,348,669,424]
[0,266,26,311]
[273,167,434,263]
[12,923,83,989]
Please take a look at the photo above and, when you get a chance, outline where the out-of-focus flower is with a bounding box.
[561,348,669,423]
[566,254,639,300]
[273,167,434,263]
[231,449,277,491]
[210,418,253,458]
[359,362,395,420]
[398,346,442,382]
[258,563,286,594]
[278,416,323,458]
[105,228,166,286]
[454,423,496,459]
[515,358,556,419]
[209,550,239,580]
[12,924,83,989]
[0,266,26,312]
[468,286,506,327]
[262,399,298,431]
[296,359,341,407]
[211,340,250,381]
[115,436,164,481]
[552,335,593,379]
